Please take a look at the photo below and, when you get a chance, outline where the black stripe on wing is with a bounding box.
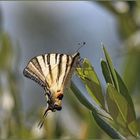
[47,54,53,80]
[62,55,69,84]
[23,67,45,87]
[42,55,46,64]
[57,54,63,81]
[31,57,44,76]
[55,53,58,64]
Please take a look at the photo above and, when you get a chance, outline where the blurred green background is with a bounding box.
[0,1,140,139]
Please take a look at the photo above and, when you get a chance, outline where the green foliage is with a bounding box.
[102,46,138,137]
[103,46,120,93]
[75,46,139,139]
[0,33,13,70]
[76,59,105,109]
[0,33,23,139]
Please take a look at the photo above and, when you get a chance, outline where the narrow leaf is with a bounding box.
[71,81,112,120]
[107,84,128,126]
[115,71,136,119]
[76,59,105,108]
[92,111,126,139]
[101,60,113,84]
[128,120,139,137]
[102,48,138,136]
[70,80,94,111]
[103,46,120,92]
[71,81,125,139]
[115,71,138,136]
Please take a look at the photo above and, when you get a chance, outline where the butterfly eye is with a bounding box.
[57,94,63,100]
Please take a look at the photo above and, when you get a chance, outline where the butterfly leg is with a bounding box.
[78,58,84,68]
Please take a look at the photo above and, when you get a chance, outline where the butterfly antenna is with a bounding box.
[76,42,86,52]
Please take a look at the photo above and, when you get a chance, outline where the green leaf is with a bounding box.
[70,80,94,111]
[103,46,120,92]
[101,50,138,136]
[115,70,138,136]
[71,81,112,120]
[71,81,125,139]
[92,111,126,139]
[102,59,136,119]
[128,120,139,137]
[115,70,137,124]
[107,84,128,126]
[106,84,138,137]
[101,60,113,84]
[76,59,105,108]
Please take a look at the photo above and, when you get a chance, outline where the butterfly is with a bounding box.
[23,52,80,127]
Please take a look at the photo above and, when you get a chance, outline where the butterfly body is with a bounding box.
[23,52,80,114]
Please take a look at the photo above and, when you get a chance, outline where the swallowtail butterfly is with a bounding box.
[23,51,81,127]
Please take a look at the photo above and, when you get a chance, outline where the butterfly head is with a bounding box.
[46,89,64,112]
[54,101,62,111]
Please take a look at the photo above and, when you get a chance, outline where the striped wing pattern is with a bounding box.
[23,52,80,96]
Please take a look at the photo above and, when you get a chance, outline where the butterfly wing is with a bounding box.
[23,54,59,89]
[45,53,80,93]
[23,52,80,94]
[23,56,46,87]
[56,53,80,90]
[62,52,80,88]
